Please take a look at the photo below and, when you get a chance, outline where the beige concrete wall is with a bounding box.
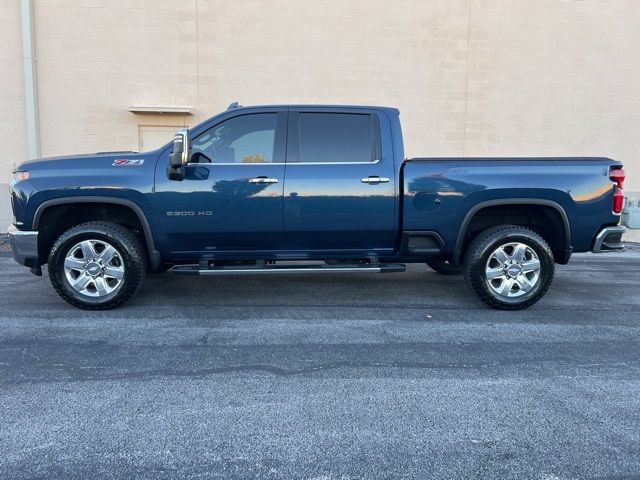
[34,0,198,154]
[464,1,640,169]
[3,0,639,233]
[1,1,27,228]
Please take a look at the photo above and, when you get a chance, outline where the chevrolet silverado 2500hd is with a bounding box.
[8,104,626,310]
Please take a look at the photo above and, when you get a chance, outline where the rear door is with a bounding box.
[283,109,396,255]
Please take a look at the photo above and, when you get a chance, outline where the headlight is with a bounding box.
[12,171,29,182]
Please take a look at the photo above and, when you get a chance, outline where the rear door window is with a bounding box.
[297,113,375,163]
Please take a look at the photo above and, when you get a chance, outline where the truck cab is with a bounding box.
[156,105,399,259]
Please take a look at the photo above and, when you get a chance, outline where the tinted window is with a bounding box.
[298,113,374,163]
[192,113,277,163]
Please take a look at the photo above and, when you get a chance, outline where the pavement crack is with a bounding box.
[11,358,639,384]
[3,360,504,383]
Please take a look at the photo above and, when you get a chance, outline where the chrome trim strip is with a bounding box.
[170,247,395,255]
[185,161,381,166]
[287,160,381,165]
[172,265,405,275]
[198,266,384,275]
[186,162,286,166]
[592,225,625,253]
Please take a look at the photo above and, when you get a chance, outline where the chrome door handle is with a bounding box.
[249,177,279,184]
[361,176,390,184]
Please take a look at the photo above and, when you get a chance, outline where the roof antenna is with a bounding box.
[227,102,241,110]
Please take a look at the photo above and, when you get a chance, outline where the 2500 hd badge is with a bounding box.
[166,211,213,216]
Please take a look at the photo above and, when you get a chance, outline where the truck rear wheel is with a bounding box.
[48,222,146,310]
[463,225,554,310]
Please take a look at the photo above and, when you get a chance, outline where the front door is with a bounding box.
[155,110,287,257]
[283,110,397,255]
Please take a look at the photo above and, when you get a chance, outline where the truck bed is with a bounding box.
[402,156,622,256]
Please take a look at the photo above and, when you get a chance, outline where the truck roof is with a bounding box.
[226,103,400,115]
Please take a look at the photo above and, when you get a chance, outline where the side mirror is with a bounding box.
[167,128,189,180]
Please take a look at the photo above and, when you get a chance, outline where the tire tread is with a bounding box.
[48,221,146,310]
[463,225,554,310]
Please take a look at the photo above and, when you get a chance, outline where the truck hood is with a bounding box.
[15,151,144,171]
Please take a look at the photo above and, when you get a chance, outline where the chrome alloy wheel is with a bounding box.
[485,242,541,298]
[63,239,125,297]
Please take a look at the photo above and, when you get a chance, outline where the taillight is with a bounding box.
[609,167,625,214]
[610,168,625,187]
[613,188,624,214]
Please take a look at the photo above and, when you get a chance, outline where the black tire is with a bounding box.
[427,261,463,275]
[463,225,554,310]
[48,222,146,310]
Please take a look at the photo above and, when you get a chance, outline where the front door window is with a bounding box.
[191,114,277,164]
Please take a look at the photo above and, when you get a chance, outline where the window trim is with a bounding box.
[284,160,381,166]
[188,162,287,166]
[287,111,382,165]
[187,111,286,166]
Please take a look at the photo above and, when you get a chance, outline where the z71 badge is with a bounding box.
[113,159,145,166]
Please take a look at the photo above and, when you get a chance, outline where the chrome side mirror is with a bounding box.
[167,128,189,180]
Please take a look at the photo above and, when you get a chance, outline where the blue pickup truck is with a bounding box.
[8,104,626,310]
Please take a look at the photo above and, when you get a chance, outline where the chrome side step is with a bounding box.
[171,263,406,276]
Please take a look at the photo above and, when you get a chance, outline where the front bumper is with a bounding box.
[592,225,625,253]
[7,224,39,266]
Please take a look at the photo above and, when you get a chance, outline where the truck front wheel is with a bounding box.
[48,222,146,310]
[463,225,554,310]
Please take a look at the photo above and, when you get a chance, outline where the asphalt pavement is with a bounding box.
[1,246,639,479]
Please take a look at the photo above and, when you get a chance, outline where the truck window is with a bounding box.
[192,113,277,164]
[297,113,376,163]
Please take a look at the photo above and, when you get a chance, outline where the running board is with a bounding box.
[171,263,406,276]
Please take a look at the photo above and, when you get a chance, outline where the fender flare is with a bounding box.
[33,196,162,270]
[452,198,572,265]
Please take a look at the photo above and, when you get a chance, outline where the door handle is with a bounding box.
[361,176,390,184]
[249,176,279,184]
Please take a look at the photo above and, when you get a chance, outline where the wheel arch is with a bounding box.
[33,196,162,270]
[453,198,572,265]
